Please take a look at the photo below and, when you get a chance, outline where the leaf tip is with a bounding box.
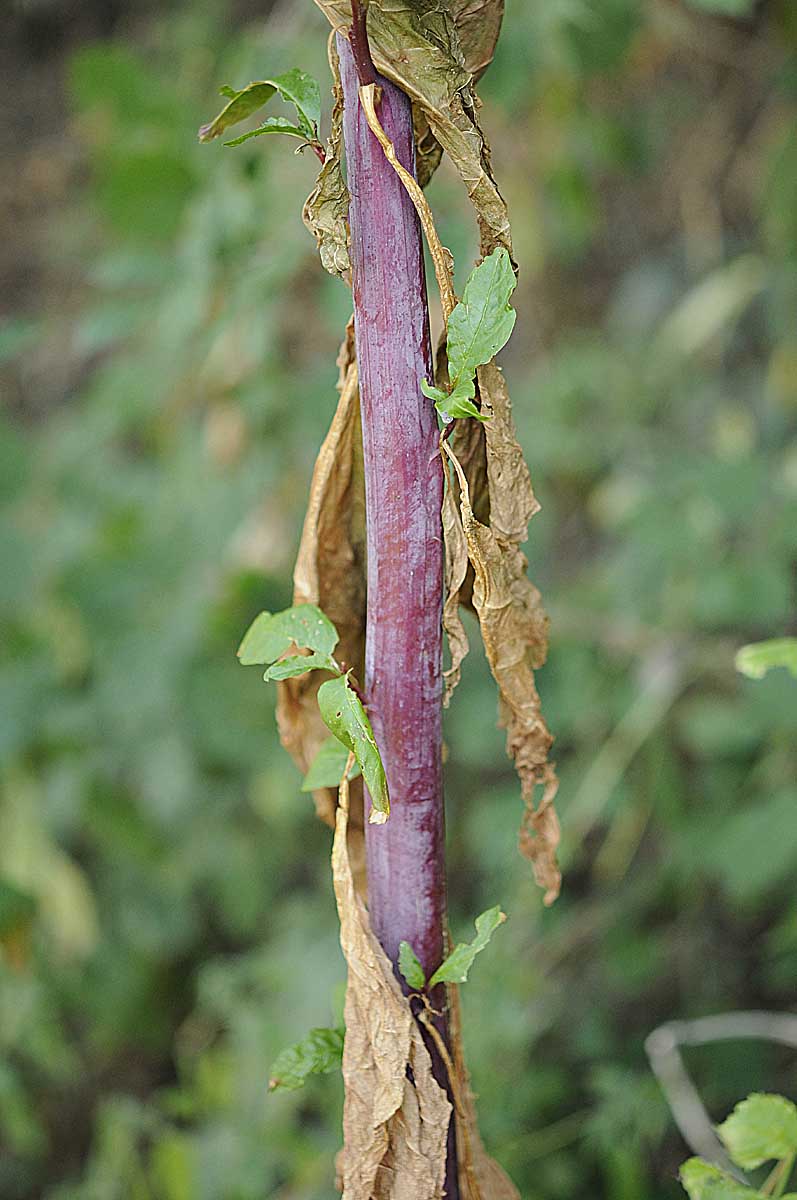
[368,808,389,825]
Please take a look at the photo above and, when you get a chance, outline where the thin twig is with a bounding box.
[349,0,377,87]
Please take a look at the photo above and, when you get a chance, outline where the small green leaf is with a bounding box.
[301,738,362,792]
[317,674,389,823]
[225,117,309,147]
[425,247,516,420]
[447,248,516,391]
[735,639,797,681]
[268,1026,343,1092]
[428,905,506,988]
[269,67,321,133]
[199,81,278,142]
[398,941,426,990]
[237,605,338,665]
[199,69,320,144]
[263,652,337,681]
[679,1158,756,1200]
[718,1094,797,1170]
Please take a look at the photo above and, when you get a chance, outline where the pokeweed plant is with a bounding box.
[202,1,559,1195]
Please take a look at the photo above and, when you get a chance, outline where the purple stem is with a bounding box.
[337,32,458,1194]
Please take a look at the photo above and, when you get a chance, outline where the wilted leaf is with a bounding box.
[317,674,389,824]
[442,396,560,904]
[303,38,351,278]
[269,1026,344,1092]
[717,1094,797,1171]
[315,0,512,256]
[332,779,451,1198]
[428,906,505,987]
[301,737,361,792]
[448,981,521,1199]
[735,639,797,681]
[263,652,337,681]
[679,1158,756,1200]
[237,604,338,665]
[198,69,320,143]
[398,941,426,990]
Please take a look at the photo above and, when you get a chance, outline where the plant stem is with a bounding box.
[337,28,458,1195]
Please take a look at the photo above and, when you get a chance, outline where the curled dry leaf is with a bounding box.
[276,326,367,883]
[333,776,451,1199]
[442,363,560,903]
[303,38,351,278]
[313,0,511,254]
[448,982,521,1200]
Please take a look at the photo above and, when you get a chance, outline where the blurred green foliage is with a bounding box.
[1,1,796,1197]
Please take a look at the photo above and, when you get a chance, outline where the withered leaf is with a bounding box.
[447,982,521,1199]
[313,0,512,255]
[442,362,561,904]
[303,39,351,279]
[276,326,366,836]
[333,777,452,1199]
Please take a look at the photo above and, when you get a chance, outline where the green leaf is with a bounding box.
[735,639,797,681]
[237,605,338,666]
[398,941,426,990]
[268,1026,343,1092]
[447,248,516,389]
[718,1094,797,1170]
[263,652,337,681]
[679,1158,756,1200]
[424,247,516,420]
[225,117,309,147]
[301,738,362,792]
[316,674,389,823]
[199,69,320,144]
[428,905,506,988]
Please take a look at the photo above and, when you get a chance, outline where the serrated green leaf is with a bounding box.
[268,1026,344,1092]
[237,605,338,666]
[398,941,426,990]
[225,117,309,147]
[199,69,320,144]
[679,1158,756,1200]
[428,905,506,988]
[718,1094,797,1170]
[301,738,362,792]
[316,675,389,823]
[263,652,337,682]
[735,639,797,681]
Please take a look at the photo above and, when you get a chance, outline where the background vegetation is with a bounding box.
[2,0,796,1196]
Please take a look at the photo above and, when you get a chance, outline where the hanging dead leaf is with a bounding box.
[333,776,452,1199]
[313,0,512,255]
[276,324,367,865]
[442,427,560,905]
[447,982,521,1199]
[303,37,351,278]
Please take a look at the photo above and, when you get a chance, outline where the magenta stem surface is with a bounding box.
[338,36,446,980]
[337,37,456,1191]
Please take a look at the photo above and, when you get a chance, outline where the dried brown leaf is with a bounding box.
[303,38,351,278]
[333,778,452,1199]
[276,326,366,843]
[447,982,521,1200]
[314,0,511,255]
[442,392,561,903]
